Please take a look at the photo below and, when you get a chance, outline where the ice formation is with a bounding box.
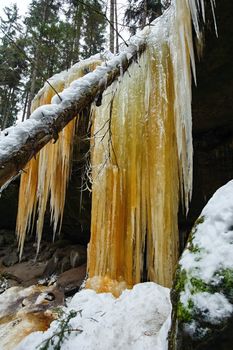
[87,0,210,292]
[16,0,214,291]
[16,58,103,258]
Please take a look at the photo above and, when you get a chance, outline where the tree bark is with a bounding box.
[109,0,115,53]
[114,0,119,54]
[26,53,39,119]
[142,0,147,29]
[0,42,146,188]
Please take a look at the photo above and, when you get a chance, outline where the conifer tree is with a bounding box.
[124,0,163,35]
[82,0,106,58]
[0,0,108,126]
[63,0,107,60]
[0,5,26,128]
[61,0,85,66]
[24,0,62,118]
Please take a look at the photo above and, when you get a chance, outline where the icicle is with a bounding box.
[16,58,102,257]
[86,0,209,294]
[16,0,213,294]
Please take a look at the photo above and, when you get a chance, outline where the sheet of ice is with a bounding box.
[16,282,171,350]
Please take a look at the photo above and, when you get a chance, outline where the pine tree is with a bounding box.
[0,0,108,125]
[0,5,26,129]
[124,0,163,35]
[24,0,62,118]
[82,0,107,58]
[109,0,114,53]
[61,0,85,67]
[63,0,107,60]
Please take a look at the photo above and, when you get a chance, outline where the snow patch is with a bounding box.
[191,292,233,324]
[16,282,171,350]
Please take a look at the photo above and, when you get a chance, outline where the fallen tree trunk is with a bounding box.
[0,42,146,188]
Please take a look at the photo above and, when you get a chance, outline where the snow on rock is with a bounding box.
[191,292,232,325]
[180,180,233,282]
[0,285,64,350]
[170,180,233,347]
[16,282,171,350]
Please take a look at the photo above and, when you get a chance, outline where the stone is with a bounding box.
[43,244,87,276]
[2,251,18,267]
[0,229,16,246]
[169,181,233,350]
[57,264,86,296]
[0,261,47,287]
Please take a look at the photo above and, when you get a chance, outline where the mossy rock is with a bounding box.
[169,181,233,349]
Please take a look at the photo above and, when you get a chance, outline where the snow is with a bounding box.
[0,286,39,317]
[0,118,41,157]
[180,180,233,282]
[0,40,146,166]
[16,282,171,350]
[191,292,233,325]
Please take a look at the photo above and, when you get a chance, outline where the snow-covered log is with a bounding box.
[0,42,146,188]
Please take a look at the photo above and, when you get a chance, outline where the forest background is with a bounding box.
[0,0,169,130]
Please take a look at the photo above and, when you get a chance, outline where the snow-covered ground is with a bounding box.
[16,282,171,350]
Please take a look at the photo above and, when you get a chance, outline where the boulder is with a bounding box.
[169,180,233,349]
[57,264,87,296]
[43,244,87,276]
[2,251,18,267]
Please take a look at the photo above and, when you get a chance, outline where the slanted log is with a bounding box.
[0,43,146,188]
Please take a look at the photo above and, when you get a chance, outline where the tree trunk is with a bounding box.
[3,87,15,129]
[114,0,119,54]
[0,42,146,188]
[109,0,115,53]
[22,90,29,122]
[26,55,39,119]
[142,0,147,29]
[1,88,12,130]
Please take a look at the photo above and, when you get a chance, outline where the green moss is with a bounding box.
[221,268,233,289]
[192,216,204,236]
[189,216,205,237]
[189,244,202,254]
[195,216,205,226]
[186,216,205,253]
[213,268,233,300]
[177,300,193,322]
[174,268,187,293]
[190,277,211,294]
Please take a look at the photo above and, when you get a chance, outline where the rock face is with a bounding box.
[186,0,233,240]
[169,181,233,350]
